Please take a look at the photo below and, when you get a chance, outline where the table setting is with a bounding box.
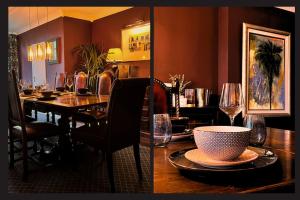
[154,82,291,193]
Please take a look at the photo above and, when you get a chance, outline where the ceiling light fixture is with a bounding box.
[45,7,52,61]
[27,7,34,61]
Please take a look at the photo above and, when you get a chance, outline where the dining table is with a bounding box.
[154,127,295,193]
[20,92,109,159]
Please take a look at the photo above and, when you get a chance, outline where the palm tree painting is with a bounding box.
[248,33,285,110]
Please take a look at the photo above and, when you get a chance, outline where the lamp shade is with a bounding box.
[106,48,123,62]
[27,45,34,61]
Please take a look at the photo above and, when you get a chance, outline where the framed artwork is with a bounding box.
[121,22,150,61]
[242,23,291,116]
[47,38,61,64]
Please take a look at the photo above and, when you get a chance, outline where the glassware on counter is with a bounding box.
[154,114,172,147]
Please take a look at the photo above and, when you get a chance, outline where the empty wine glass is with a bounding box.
[154,114,172,147]
[243,114,267,146]
[219,83,244,126]
[66,75,74,92]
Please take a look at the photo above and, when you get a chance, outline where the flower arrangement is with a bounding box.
[169,74,191,95]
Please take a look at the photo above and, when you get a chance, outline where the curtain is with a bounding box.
[8,34,20,79]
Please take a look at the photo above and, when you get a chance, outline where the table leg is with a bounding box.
[57,113,72,161]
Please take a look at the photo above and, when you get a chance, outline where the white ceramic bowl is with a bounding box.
[193,126,251,161]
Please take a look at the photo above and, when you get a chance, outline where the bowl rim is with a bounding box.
[193,126,251,133]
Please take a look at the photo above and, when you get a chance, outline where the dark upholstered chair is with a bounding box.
[153,78,172,114]
[71,78,149,192]
[74,71,88,92]
[71,71,114,127]
[153,78,189,132]
[96,70,114,96]
[8,70,62,180]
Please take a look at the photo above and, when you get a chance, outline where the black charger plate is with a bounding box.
[168,146,278,174]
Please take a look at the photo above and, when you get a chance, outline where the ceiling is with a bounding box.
[8,7,132,34]
[9,6,294,35]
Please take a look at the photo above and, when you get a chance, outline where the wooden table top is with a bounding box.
[154,127,295,193]
[21,93,109,110]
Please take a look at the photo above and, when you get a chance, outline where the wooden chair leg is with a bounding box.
[34,110,38,120]
[52,112,56,124]
[72,119,76,129]
[106,152,115,192]
[133,144,143,180]
[22,141,28,181]
[46,112,50,122]
[9,135,15,169]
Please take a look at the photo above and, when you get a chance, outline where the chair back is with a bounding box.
[54,72,66,88]
[106,78,149,151]
[74,71,88,92]
[154,78,172,114]
[96,71,114,95]
[8,70,25,127]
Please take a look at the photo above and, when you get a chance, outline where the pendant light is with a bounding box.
[35,7,45,61]
[27,8,33,61]
[45,7,52,61]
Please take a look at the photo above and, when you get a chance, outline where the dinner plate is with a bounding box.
[37,96,57,101]
[168,146,277,173]
[184,149,258,168]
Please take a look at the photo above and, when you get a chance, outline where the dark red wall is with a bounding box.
[18,17,65,87]
[63,17,92,74]
[92,7,150,77]
[154,7,295,130]
[154,7,219,91]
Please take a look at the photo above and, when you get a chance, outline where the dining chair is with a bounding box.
[71,70,114,127]
[8,70,62,181]
[71,78,149,192]
[154,78,172,114]
[154,78,190,132]
[74,71,88,92]
[54,72,66,89]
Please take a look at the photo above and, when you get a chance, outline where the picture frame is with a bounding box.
[121,22,150,61]
[47,38,61,64]
[242,23,291,116]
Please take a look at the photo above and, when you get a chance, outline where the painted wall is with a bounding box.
[18,17,65,87]
[92,7,150,77]
[18,7,150,87]
[154,7,219,91]
[154,7,295,130]
[63,17,92,74]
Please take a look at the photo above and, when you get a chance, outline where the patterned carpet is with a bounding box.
[8,112,151,193]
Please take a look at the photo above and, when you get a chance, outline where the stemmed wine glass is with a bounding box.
[154,114,172,147]
[219,83,244,126]
[65,75,74,92]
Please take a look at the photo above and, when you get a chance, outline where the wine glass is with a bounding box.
[66,75,74,92]
[243,114,267,146]
[219,83,244,126]
[154,114,172,147]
